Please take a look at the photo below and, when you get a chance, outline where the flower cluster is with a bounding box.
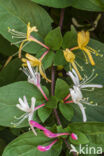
[9,22,103,154]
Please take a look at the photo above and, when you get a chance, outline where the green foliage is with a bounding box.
[46,96,58,108]
[55,79,69,100]
[70,122,104,135]
[32,0,73,8]
[0,0,104,155]
[62,26,77,49]
[59,103,74,121]
[0,81,48,127]
[70,131,89,145]
[2,131,62,156]
[0,0,52,54]
[38,106,52,123]
[44,27,63,50]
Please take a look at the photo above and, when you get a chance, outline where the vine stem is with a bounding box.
[50,8,77,156]
[59,8,65,30]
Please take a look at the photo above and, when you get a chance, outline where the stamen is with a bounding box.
[11,114,28,127]
[81,88,94,91]
[74,60,83,71]
[80,69,96,85]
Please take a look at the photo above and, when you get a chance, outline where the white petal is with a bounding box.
[28,112,33,121]
[72,68,79,85]
[31,97,36,111]
[16,104,27,112]
[23,96,29,109]
[27,61,35,78]
[67,71,78,86]
[18,98,25,107]
[77,102,87,122]
[81,84,103,88]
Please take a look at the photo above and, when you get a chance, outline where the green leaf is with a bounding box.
[69,122,104,135]
[0,81,48,127]
[38,106,52,123]
[62,26,77,49]
[69,131,89,145]
[44,27,63,50]
[59,103,74,121]
[55,79,69,100]
[32,0,73,8]
[42,51,55,69]
[54,50,66,66]
[0,58,25,87]
[0,0,52,54]
[72,0,104,12]
[2,131,62,156]
[46,96,58,108]
[0,138,6,155]
[0,35,17,56]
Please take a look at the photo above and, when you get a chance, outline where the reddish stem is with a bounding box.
[64,100,73,104]
[64,93,71,101]
[38,85,48,101]
[30,36,49,50]
[40,50,49,61]
[34,103,45,111]
[59,9,65,30]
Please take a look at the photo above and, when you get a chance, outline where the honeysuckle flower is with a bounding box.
[22,53,51,83]
[30,120,76,152]
[37,139,58,152]
[67,68,103,90]
[21,60,40,87]
[21,60,48,101]
[8,22,49,58]
[70,86,87,122]
[70,133,78,140]
[30,120,69,138]
[63,48,82,80]
[71,31,102,66]
[70,86,100,122]
[11,96,45,135]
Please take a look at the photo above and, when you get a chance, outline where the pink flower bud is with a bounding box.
[37,139,58,152]
[29,120,47,131]
[71,133,78,140]
[44,130,69,138]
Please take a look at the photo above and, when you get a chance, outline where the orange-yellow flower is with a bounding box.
[8,22,49,58]
[22,53,51,83]
[63,48,82,80]
[71,31,100,66]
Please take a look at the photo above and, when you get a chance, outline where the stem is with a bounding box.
[64,93,71,101]
[38,85,48,101]
[70,46,79,51]
[50,9,77,156]
[30,36,49,50]
[34,103,45,111]
[51,66,61,125]
[40,50,49,61]
[59,9,65,30]
[64,100,73,104]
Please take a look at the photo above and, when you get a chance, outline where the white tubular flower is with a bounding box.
[67,68,103,91]
[11,96,37,135]
[21,61,40,87]
[70,86,87,122]
[11,96,35,127]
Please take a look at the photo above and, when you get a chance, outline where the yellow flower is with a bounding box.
[9,22,49,58]
[22,53,51,83]
[63,48,82,80]
[71,31,100,66]
[19,22,38,58]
